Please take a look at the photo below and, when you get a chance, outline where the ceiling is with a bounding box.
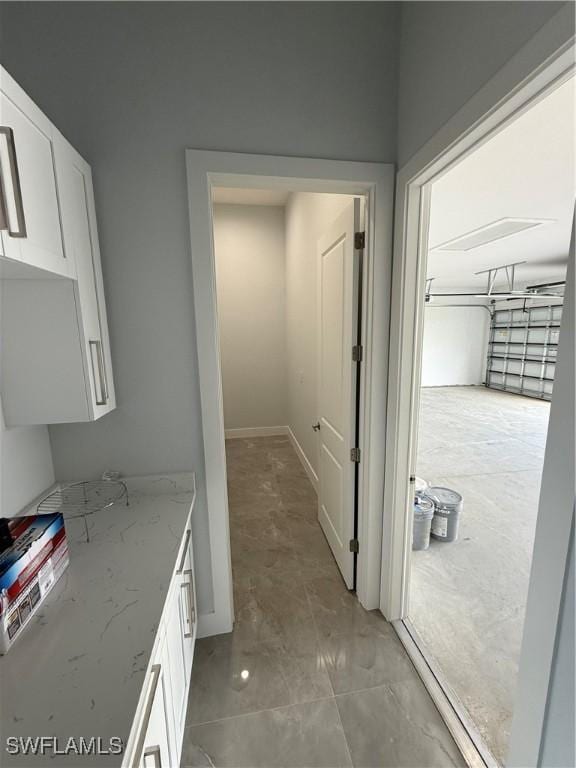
[427,76,575,294]
[212,187,290,206]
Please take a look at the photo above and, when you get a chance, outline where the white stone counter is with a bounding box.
[0,473,196,766]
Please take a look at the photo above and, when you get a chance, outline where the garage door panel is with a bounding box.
[486,304,563,401]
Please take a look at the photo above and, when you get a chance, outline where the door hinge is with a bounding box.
[352,344,363,362]
[354,231,365,250]
[350,447,361,463]
[349,538,359,553]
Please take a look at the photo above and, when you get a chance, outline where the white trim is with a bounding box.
[508,216,575,768]
[224,426,288,439]
[197,610,231,640]
[393,620,497,768]
[381,5,575,766]
[287,426,319,493]
[186,150,395,638]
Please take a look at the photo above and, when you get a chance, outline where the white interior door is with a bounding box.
[317,198,361,589]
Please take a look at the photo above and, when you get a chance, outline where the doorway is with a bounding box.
[407,75,574,765]
[382,36,575,768]
[185,151,394,638]
[212,188,361,590]
[184,180,466,768]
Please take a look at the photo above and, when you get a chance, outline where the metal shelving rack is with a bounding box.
[485,303,563,400]
[37,480,129,543]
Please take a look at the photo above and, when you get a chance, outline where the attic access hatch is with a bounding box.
[431,217,554,252]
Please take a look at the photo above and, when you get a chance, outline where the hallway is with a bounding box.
[182,436,464,767]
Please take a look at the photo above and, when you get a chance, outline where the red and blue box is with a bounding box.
[0,512,69,654]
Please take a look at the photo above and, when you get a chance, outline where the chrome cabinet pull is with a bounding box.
[132,664,161,768]
[181,568,196,638]
[0,180,7,231]
[143,746,162,768]
[181,578,194,638]
[176,529,191,575]
[97,339,109,403]
[0,127,26,237]
[89,339,108,406]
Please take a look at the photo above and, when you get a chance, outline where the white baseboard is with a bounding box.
[224,426,289,439]
[197,610,233,638]
[287,427,319,493]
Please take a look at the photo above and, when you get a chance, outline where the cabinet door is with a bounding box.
[140,673,170,768]
[180,572,195,679]
[53,131,116,419]
[165,583,188,746]
[135,649,174,768]
[165,527,196,758]
[180,530,196,677]
[0,72,71,276]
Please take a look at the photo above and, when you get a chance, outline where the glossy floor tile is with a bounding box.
[411,386,550,763]
[184,699,352,768]
[318,621,418,695]
[336,680,466,768]
[183,435,462,767]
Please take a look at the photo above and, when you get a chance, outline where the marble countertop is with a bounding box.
[0,473,196,766]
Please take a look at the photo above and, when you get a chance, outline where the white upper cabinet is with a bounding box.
[0,69,74,277]
[0,67,115,425]
[53,132,116,419]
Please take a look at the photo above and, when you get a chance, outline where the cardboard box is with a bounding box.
[0,513,69,654]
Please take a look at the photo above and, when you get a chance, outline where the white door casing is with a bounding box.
[317,199,360,589]
[185,150,395,635]
[380,6,574,765]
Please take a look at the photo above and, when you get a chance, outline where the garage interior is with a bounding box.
[409,76,574,765]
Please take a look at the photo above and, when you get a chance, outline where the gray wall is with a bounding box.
[0,415,54,516]
[397,1,569,166]
[0,1,398,613]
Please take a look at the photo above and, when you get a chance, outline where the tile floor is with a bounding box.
[411,386,550,764]
[183,436,465,767]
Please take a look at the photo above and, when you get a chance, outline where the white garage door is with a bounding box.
[485,303,563,400]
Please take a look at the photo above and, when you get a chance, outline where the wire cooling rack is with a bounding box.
[37,481,129,543]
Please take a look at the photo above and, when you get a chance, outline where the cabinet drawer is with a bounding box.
[131,646,174,768]
[165,525,196,740]
[177,528,196,678]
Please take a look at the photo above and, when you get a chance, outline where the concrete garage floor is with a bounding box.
[411,385,550,764]
[183,436,465,768]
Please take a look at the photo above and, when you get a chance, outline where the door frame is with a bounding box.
[381,6,574,766]
[185,150,394,638]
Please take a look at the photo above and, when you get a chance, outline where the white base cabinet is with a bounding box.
[127,514,197,768]
[0,66,115,425]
